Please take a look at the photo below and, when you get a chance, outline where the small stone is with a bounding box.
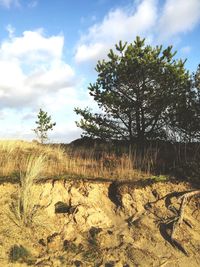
[55,201,70,213]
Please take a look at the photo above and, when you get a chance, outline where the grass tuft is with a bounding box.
[9,154,46,226]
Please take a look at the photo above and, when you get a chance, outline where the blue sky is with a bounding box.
[0,0,200,142]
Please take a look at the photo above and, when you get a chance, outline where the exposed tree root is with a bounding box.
[146,188,200,255]
[171,190,200,240]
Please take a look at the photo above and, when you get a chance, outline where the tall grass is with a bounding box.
[9,154,46,226]
[0,140,157,181]
[0,140,65,178]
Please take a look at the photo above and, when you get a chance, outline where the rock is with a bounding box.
[55,201,73,214]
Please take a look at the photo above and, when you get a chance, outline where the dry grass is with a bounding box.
[0,140,66,179]
[9,154,46,226]
[0,139,157,181]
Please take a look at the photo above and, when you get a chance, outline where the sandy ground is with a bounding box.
[0,179,199,266]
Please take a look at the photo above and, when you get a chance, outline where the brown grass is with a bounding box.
[0,140,157,181]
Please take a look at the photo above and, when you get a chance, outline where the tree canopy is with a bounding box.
[75,37,200,144]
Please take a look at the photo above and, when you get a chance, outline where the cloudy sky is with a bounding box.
[0,0,200,142]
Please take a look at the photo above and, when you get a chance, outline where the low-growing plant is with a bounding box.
[151,175,169,182]
[9,244,35,264]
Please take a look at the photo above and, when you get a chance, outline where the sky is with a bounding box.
[0,0,200,143]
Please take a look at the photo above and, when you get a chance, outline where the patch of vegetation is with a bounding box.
[151,175,170,182]
[9,244,35,265]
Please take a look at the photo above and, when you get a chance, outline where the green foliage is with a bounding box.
[151,175,169,182]
[168,64,200,142]
[9,244,34,264]
[33,108,56,143]
[195,64,200,90]
[75,36,200,144]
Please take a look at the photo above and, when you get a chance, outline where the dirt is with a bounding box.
[0,179,199,266]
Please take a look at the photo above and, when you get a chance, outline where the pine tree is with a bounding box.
[75,37,194,144]
[33,109,56,144]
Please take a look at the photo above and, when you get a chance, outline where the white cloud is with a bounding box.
[75,43,105,63]
[50,123,82,143]
[0,29,75,109]
[75,0,158,63]
[0,0,19,8]
[158,0,200,40]
[0,28,97,142]
[75,0,200,64]
[1,29,64,63]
